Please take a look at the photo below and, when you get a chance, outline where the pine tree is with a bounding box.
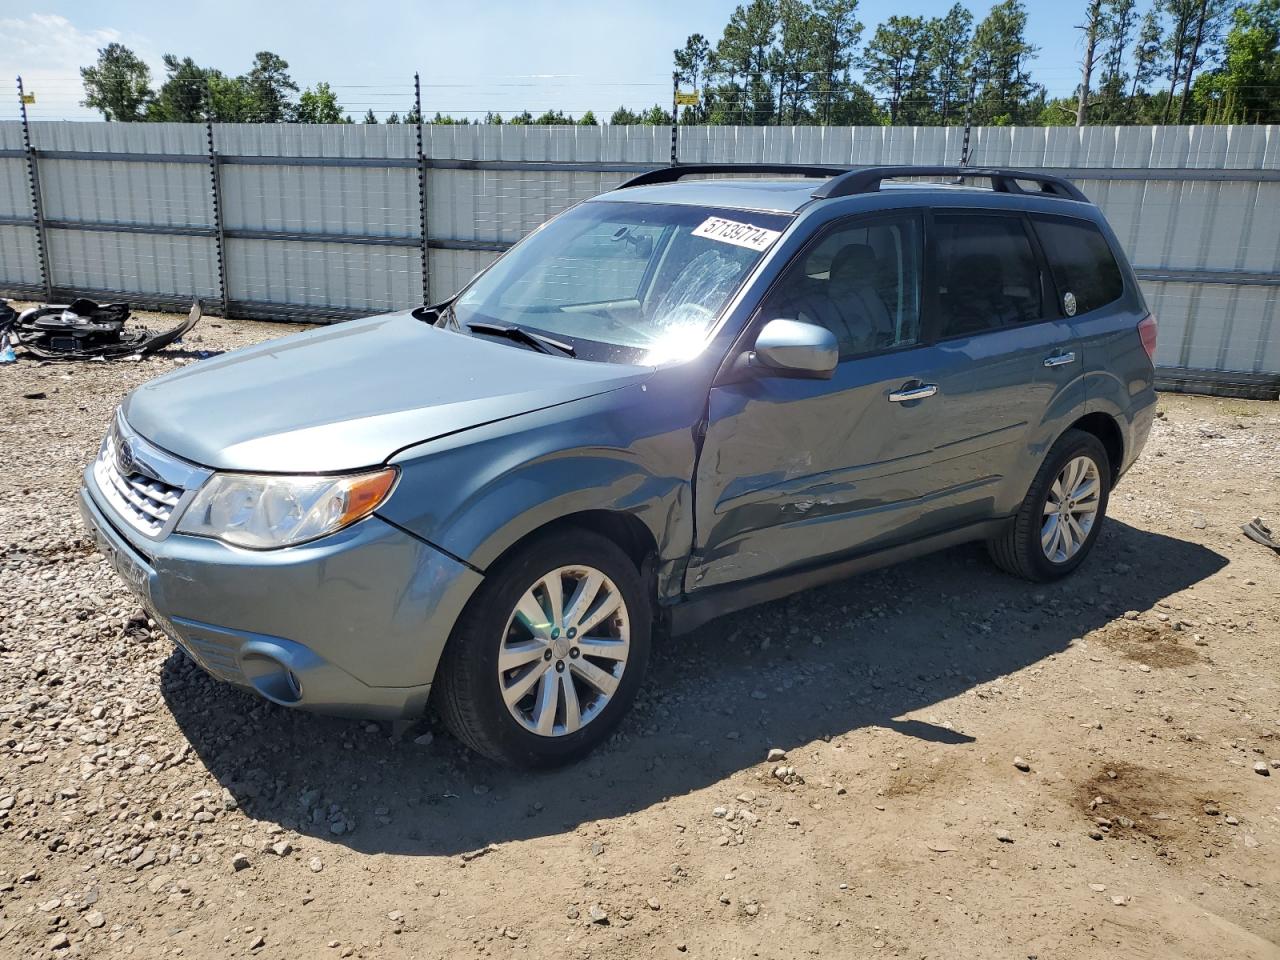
[80,43,153,120]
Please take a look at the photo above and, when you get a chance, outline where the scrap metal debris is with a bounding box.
[1242,517,1280,554]
[0,297,202,361]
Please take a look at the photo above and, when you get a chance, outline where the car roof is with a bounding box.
[592,175,1087,216]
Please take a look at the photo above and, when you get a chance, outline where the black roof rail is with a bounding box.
[812,165,1089,202]
[618,163,853,190]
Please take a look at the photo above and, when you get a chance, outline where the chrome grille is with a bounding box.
[89,414,208,540]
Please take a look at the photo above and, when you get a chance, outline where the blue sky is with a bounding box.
[1,1,1095,121]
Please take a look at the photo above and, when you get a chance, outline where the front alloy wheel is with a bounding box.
[434,528,651,767]
[499,566,630,737]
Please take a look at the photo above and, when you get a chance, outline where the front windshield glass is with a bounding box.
[452,200,792,362]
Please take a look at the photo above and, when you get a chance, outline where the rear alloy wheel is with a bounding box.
[987,428,1112,582]
[434,529,650,767]
[1040,456,1101,564]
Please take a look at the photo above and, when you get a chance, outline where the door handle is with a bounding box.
[1043,351,1077,368]
[887,383,938,403]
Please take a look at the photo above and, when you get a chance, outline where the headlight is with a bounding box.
[175,468,397,549]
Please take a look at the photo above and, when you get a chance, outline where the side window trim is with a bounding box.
[1019,212,1064,323]
[927,206,1055,343]
[749,208,927,363]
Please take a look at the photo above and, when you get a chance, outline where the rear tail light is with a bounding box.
[1138,314,1157,363]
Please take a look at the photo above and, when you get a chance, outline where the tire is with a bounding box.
[987,428,1112,582]
[432,528,651,768]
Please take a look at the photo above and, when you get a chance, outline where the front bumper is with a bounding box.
[79,471,483,721]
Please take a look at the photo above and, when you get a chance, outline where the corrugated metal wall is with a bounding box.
[0,121,1276,394]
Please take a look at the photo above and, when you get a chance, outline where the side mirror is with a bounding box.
[751,319,838,379]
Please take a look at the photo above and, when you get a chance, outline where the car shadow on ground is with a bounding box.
[162,519,1226,857]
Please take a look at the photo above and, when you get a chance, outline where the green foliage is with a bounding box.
[362,109,378,124]
[80,43,153,121]
[674,33,713,122]
[861,15,932,124]
[1192,0,1280,121]
[608,104,673,124]
[429,112,471,124]
[969,0,1043,125]
[71,7,1280,130]
[533,109,574,124]
[296,83,346,124]
[243,51,298,122]
[148,55,216,122]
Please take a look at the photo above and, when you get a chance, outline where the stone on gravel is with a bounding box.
[1254,762,1271,776]
[84,910,106,929]
[231,853,252,872]
[309,857,324,873]
[1012,756,1031,772]
[588,904,609,924]
[767,748,787,762]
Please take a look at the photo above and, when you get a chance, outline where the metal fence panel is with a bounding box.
[225,238,420,313]
[46,228,219,300]
[0,120,1276,393]
[0,225,39,287]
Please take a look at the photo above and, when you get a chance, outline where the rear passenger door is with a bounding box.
[924,209,1085,518]
[1028,212,1139,395]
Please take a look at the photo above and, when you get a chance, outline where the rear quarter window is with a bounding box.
[1031,215,1125,316]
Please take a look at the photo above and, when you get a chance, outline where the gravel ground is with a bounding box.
[1,308,1279,960]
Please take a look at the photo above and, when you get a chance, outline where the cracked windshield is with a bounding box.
[452,201,792,362]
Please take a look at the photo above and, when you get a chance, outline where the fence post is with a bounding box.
[959,73,979,166]
[414,72,429,306]
[205,117,230,317]
[670,74,679,166]
[17,76,52,302]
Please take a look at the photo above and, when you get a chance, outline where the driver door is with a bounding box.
[687,211,949,590]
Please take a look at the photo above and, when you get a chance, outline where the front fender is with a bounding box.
[377,374,706,601]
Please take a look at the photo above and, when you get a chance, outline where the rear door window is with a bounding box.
[933,213,1044,338]
[1031,214,1125,316]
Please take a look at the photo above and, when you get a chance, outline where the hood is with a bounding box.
[123,311,652,472]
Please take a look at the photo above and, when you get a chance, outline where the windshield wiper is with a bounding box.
[465,321,576,357]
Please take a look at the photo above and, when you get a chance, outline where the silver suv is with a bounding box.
[80,164,1157,767]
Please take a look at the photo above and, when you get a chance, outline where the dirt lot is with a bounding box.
[1,308,1278,960]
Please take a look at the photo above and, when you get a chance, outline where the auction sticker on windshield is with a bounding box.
[692,216,782,251]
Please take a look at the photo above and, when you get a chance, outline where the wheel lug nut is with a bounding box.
[555,661,565,673]
[570,647,579,659]
[543,650,552,661]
